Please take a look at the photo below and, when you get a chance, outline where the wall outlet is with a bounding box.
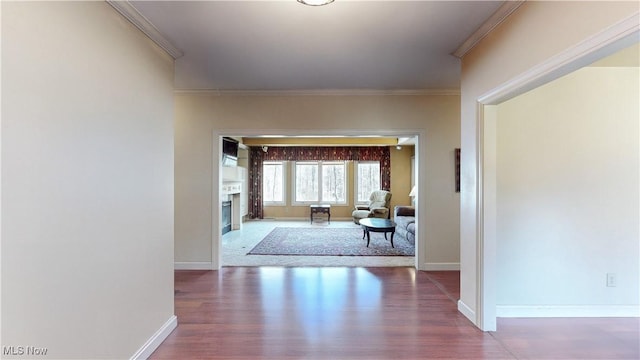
[606,273,617,287]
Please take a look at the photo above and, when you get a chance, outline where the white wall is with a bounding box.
[496,67,639,315]
[174,93,461,270]
[459,1,639,328]
[2,2,175,358]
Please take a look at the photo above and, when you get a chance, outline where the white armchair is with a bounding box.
[351,190,392,224]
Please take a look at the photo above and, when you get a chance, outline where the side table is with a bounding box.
[310,204,331,224]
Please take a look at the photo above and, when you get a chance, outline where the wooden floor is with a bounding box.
[151,268,639,359]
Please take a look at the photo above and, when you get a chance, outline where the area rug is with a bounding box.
[247,227,414,256]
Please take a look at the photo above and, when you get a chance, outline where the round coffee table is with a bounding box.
[359,218,397,248]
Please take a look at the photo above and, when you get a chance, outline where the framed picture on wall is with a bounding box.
[455,148,461,193]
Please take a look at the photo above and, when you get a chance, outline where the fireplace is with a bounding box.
[221,201,232,235]
[222,175,245,232]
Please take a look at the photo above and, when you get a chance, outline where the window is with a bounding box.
[355,161,381,203]
[263,161,285,205]
[294,161,346,204]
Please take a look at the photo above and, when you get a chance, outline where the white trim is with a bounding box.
[452,1,525,58]
[214,128,427,271]
[423,262,460,271]
[475,102,487,331]
[478,11,640,104]
[130,315,178,360]
[476,104,497,332]
[265,217,307,221]
[0,3,3,338]
[262,161,287,206]
[106,0,183,59]
[174,262,214,270]
[291,161,348,206]
[473,14,639,333]
[174,89,460,96]
[219,128,425,138]
[354,161,382,205]
[496,305,640,318]
[458,300,476,322]
[267,216,354,221]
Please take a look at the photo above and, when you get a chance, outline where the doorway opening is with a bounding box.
[212,131,426,270]
[474,32,639,331]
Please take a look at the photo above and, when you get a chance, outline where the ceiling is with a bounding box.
[128,0,506,91]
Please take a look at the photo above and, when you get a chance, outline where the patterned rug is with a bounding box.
[247,227,414,256]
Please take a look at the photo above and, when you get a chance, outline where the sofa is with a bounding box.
[394,206,415,245]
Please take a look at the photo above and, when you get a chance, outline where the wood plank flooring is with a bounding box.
[150,268,639,359]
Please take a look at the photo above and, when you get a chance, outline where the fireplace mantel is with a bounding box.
[222,181,241,195]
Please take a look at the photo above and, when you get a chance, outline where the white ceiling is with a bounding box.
[129,0,505,91]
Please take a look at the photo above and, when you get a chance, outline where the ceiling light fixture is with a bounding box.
[297,0,334,6]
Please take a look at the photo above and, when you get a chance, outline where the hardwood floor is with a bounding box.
[151,268,639,359]
[492,317,640,359]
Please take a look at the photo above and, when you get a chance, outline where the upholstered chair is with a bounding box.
[351,190,392,224]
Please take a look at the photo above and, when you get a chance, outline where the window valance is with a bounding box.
[261,146,390,162]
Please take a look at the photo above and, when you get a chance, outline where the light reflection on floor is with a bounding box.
[259,267,382,349]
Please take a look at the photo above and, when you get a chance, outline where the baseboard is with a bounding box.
[130,315,177,360]
[268,216,353,222]
[174,262,213,270]
[496,305,640,318]
[458,300,476,323]
[423,262,460,271]
[269,217,312,221]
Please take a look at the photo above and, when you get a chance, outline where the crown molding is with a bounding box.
[452,0,525,59]
[478,10,639,105]
[173,88,460,96]
[106,0,183,59]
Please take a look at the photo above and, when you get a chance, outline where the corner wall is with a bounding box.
[1,2,175,358]
[496,67,639,316]
[459,1,639,328]
[174,93,461,269]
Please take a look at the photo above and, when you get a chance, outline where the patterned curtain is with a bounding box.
[249,146,391,219]
[248,147,264,219]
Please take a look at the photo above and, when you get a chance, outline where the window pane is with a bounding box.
[357,162,380,202]
[263,162,284,202]
[322,163,346,202]
[295,163,319,202]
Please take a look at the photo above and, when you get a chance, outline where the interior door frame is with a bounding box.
[474,16,639,331]
[211,129,427,270]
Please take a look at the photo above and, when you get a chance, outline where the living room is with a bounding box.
[217,136,421,266]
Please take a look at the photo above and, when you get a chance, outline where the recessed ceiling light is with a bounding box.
[297,0,335,6]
